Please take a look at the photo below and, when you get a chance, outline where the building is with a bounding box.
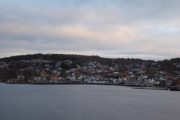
[128,67,141,72]
[40,71,47,78]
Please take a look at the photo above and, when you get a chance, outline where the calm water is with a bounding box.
[1,83,180,120]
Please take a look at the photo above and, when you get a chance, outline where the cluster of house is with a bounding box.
[3,59,180,86]
[0,61,9,69]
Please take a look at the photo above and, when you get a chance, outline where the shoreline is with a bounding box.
[3,82,180,91]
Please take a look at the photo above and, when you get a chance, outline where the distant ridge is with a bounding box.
[0,53,147,63]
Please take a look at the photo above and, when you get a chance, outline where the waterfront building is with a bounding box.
[40,71,47,78]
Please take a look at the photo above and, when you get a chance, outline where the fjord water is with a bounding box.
[1,83,180,120]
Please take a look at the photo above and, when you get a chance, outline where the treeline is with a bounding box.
[2,53,180,67]
[0,53,77,62]
[0,53,146,65]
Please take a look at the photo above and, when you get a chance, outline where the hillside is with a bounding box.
[1,53,180,84]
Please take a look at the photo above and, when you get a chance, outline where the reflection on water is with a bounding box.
[1,83,180,120]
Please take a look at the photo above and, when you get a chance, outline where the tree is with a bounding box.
[46,75,50,82]
[61,63,70,70]
[7,69,17,78]
[23,70,33,82]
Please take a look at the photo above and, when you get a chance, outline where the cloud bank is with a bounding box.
[1,0,180,60]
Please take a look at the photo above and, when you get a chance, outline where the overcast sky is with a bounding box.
[0,0,180,60]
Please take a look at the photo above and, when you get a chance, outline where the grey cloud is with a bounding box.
[1,0,180,27]
[1,0,180,60]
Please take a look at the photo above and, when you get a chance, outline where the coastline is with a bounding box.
[3,82,175,91]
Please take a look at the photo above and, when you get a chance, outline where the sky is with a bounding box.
[0,0,180,60]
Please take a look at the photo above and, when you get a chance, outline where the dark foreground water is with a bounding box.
[1,83,180,120]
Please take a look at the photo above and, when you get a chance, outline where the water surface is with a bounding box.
[1,83,180,120]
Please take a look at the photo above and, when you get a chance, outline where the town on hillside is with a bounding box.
[1,54,180,90]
